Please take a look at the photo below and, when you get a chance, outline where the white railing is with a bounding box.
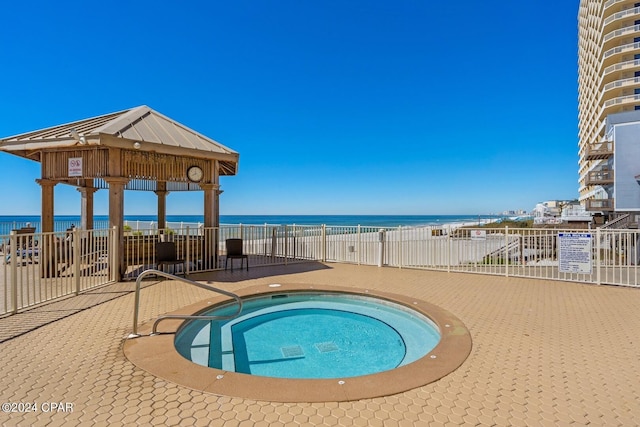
[96,224,640,288]
[122,220,205,235]
[0,227,117,316]
[603,59,640,76]
[603,93,640,108]
[4,224,640,316]
[0,220,111,235]
[604,0,625,10]
[120,224,323,280]
[603,41,640,59]
[603,76,640,92]
[603,24,640,43]
[604,6,640,26]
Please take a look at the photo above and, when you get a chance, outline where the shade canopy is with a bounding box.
[0,106,236,278]
[0,105,239,191]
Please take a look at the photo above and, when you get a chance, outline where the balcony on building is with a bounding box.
[603,6,640,33]
[601,93,640,118]
[586,167,614,185]
[585,141,614,160]
[603,76,640,95]
[602,58,640,86]
[601,41,640,69]
[604,0,629,12]
[602,24,640,53]
[586,198,615,212]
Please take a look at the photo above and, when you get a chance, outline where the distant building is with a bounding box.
[502,210,527,216]
[578,1,640,219]
[533,200,591,225]
[533,201,561,224]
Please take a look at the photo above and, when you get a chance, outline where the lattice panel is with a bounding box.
[121,150,211,184]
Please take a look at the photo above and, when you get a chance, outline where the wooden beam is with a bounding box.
[78,182,97,230]
[105,177,129,280]
[155,181,168,230]
[36,179,56,233]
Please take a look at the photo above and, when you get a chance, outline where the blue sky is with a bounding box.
[0,1,580,216]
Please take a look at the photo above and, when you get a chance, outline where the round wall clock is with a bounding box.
[187,166,204,182]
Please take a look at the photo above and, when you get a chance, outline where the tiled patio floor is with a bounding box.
[0,262,639,426]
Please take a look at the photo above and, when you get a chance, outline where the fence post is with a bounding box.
[111,226,119,282]
[10,231,18,314]
[398,226,403,269]
[357,225,361,265]
[186,226,190,276]
[447,227,451,273]
[505,226,509,278]
[73,229,81,295]
[263,223,268,256]
[292,224,297,260]
[322,224,327,262]
[596,227,601,285]
[284,225,289,265]
[271,227,277,261]
[215,226,220,270]
[378,229,385,267]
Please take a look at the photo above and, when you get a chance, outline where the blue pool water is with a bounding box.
[175,292,441,379]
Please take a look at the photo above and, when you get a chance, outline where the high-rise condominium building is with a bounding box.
[578,0,640,218]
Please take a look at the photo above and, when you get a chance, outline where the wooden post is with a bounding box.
[155,181,168,231]
[201,159,220,268]
[105,177,129,280]
[78,184,97,230]
[36,179,56,233]
[201,182,220,269]
[37,179,56,278]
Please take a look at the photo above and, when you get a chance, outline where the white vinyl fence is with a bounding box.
[314,226,640,287]
[0,227,117,315]
[210,225,640,288]
[2,223,639,316]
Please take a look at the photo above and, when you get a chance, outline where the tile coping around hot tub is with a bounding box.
[123,283,472,403]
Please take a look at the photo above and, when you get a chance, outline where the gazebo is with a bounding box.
[0,105,239,278]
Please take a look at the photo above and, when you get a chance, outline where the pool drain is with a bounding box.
[315,341,339,353]
[281,345,304,358]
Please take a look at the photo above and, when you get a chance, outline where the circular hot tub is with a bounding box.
[124,284,471,402]
[175,292,441,379]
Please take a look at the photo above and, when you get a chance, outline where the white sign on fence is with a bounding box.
[68,157,82,177]
[470,230,486,241]
[558,232,592,274]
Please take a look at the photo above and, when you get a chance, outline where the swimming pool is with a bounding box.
[124,283,472,402]
[175,292,441,379]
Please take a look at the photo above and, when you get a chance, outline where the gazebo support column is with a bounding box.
[37,179,56,233]
[155,182,168,230]
[201,183,220,268]
[37,179,57,278]
[202,184,221,228]
[78,184,97,230]
[105,177,129,280]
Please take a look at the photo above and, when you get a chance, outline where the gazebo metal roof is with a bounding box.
[0,105,238,176]
[0,105,235,278]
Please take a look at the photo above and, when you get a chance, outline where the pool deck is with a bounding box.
[1,262,639,426]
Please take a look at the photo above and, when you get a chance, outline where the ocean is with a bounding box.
[0,214,501,229]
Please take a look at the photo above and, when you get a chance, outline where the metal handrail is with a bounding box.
[128,269,243,338]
